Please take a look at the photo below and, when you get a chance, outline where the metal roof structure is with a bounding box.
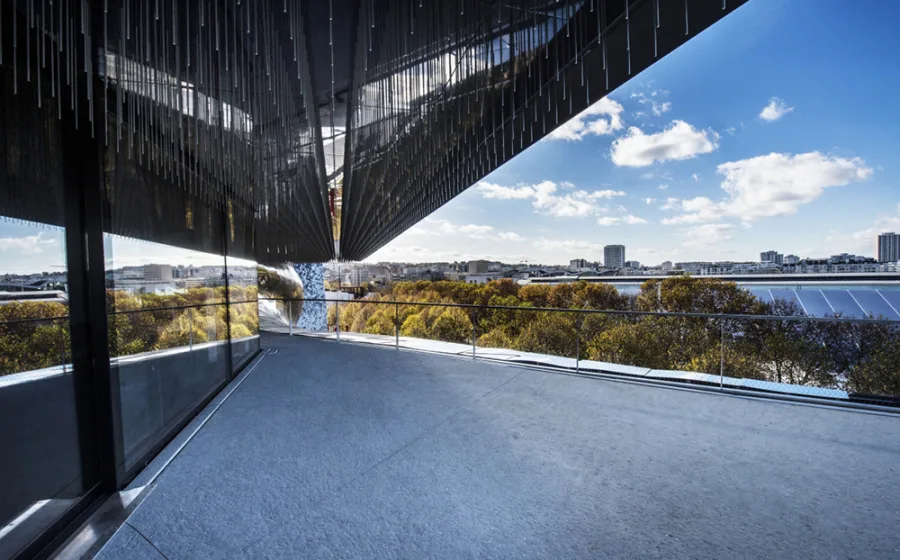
[0,0,747,264]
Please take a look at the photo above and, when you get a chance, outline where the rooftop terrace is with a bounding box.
[95,333,900,559]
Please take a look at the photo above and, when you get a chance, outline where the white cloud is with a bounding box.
[475,180,625,218]
[658,184,668,190]
[630,90,672,117]
[411,218,494,239]
[473,182,535,200]
[642,197,656,205]
[652,101,672,116]
[682,224,735,248]
[759,97,794,122]
[365,218,529,263]
[535,238,603,255]
[0,232,58,254]
[661,197,681,211]
[547,97,625,141]
[610,120,719,167]
[826,203,900,255]
[662,152,873,225]
[691,173,700,182]
[455,224,494,236]
[596,215,648,226]
[498,232,524,241]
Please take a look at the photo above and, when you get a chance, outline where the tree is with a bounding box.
[572,283,628,311]
[431,307,472,343]
[741,299,837,387]
[477,328,515,349]
[364,308,396,336]
[514,312,577,357]
[846,324,900,396]
[586,316,710,370]
[400,313,429,338]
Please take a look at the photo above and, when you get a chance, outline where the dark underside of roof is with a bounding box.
[0,0,746,265]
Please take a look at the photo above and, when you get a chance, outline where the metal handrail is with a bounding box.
[257,296,900,326]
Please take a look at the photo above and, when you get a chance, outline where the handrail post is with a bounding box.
[575,312,581,373]
[472,307,478,359]
[395,301,400,350]
[288,299,293,336]
[189,308,194,350]
[719,317,725,390]
[336,299,341,342]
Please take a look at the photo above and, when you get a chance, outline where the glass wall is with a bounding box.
[226,255,260,371]
[0,61,101,558]
[103,235,233,474]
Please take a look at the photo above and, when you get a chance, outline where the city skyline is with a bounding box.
[2,217,899,275]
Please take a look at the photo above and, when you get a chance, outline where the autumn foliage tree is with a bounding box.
[328,277,900,398]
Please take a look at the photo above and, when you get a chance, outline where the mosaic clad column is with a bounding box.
[294,263,327,331]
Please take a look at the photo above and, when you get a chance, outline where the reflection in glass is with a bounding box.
[0,61,100,556]
[103,234,231,472]
[226,255,260,370]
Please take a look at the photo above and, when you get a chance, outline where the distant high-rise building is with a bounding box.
[760,250,783,265]
[603,245,626,269]
[143,264,173,282]
[569,258,591,270]
[876,232,900,263]
[467,260,490,274]
[625,260,641,269]
[783,254,800,265]
[660,261,674,272]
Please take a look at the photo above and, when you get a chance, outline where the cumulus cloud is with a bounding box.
[547,97,625,141]
[658,184,668,190]
[596,215,648,226]
[475,180,625,218]
[826,203,900,254]
[691,173,700,182]
[0,232,58,254]
[403,218,526,245]
[642,197,656,205]
[661,197,681,211]
[535,238,603,255]
[596,217,621,226]
[662,152,873,225]
[610,120,719,167]
[498,232,524,241]
[652,101,672,116]
[682,224,735,247]
[759,97,794,122]
[630,90,672,118]
[473,183,535,200]
[410,219,494,238]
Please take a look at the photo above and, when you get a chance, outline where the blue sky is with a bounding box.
[2,0,900,274]
[369,0,900,266]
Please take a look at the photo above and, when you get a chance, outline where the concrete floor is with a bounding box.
[97,333,900,559]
